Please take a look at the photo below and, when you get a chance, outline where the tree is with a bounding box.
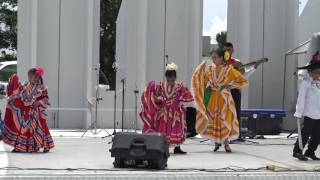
[0,0,17,61]
[100,0,122,90]
[216,31,227,49]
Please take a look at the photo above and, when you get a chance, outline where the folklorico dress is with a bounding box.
[0,116,3,139]
[192,62,248,143]
[140,81,193,146]
[2,74,54,152]
[0,84,5,139]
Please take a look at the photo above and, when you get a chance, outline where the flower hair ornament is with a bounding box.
[224,51,231,62]
[35,67,45,77]
[165,63,178,71]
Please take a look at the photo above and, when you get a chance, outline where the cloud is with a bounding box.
[203,16,227,44]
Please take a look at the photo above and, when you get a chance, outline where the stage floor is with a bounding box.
[1,130,320,180]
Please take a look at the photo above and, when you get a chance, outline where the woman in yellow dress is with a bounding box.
[192,49,248,152]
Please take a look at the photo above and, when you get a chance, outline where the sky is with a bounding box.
[202,0,227,44]
[202,0,309,44]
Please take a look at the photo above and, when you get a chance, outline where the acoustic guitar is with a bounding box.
[232,58,268,74]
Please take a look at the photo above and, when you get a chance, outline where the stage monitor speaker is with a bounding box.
[110,132,169,169]
[186,107,198,138]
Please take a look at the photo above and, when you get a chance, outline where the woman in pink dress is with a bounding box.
[140,63,193,154]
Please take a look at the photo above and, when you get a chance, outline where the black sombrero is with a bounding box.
[298,61,320,70]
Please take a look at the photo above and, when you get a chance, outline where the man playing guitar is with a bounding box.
[224,42,266,141]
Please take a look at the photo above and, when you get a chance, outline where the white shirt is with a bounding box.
[297,62,311,82]
[297,69,309,81]
[294,78,320,119]
[297,69,310,90]
[231,57,257,78]
[244,66,256,78]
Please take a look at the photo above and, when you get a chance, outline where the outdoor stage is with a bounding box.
[1,130,320,180]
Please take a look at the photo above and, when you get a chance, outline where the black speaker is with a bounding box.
[186,107,198,138]
[110,132,169,169]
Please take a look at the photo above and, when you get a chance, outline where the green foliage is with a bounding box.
[216,31,227,49]
[0,50,15,61]
[100,0,122,89]
[0,0,17,62]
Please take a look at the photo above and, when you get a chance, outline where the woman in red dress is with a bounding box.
[2,67,54,153]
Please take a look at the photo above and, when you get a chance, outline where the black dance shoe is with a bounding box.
[12,149,21,153]
[224,145,232,153]
[174,146,187,154]
[43,149,50,153]
[293,153,308,161]
[214,143,221,152]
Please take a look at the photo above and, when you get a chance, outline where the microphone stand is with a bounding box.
[134,90,139,132]
[112,66,118,135]
[82,65,112,137]
[121,78,126,132]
